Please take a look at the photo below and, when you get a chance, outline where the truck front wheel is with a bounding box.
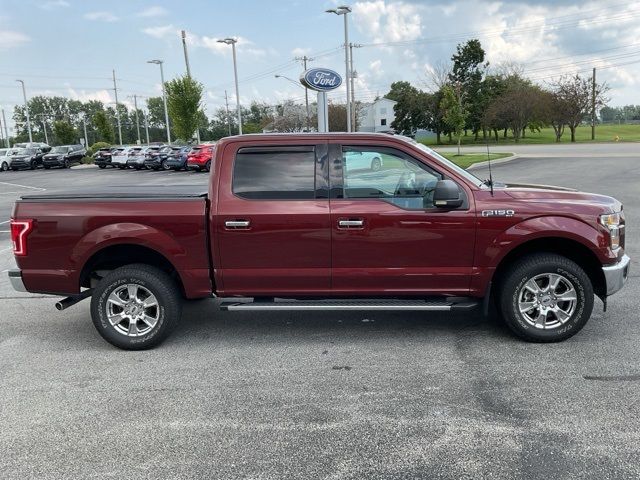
[90,264,182,350]
[499,253,594,342]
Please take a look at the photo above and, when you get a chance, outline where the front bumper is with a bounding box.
[602,254,631,296]
[43,157,64,167]
[8,270,27,293]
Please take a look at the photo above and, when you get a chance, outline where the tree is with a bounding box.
[146,97,166,128]
[440,84,467,154]
[268,100,306,132]
[484,83,544,142]
[386,81,427,135]
[93,110,114,143]
[328,102,347,132]
[449,39,488,139]
[551,74,609,142]
[52,121,77,145]
[165,75,204,141]
[539,90,571,142]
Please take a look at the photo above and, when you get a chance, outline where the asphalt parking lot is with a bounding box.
[1,154,639,479]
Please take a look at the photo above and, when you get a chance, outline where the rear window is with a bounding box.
[232,147,316,200]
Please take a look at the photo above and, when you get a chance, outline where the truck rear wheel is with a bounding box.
[90,264,182,350]
[498,253,593,342]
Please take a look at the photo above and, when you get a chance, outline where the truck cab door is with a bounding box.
[329,143,476,295]
[213,143,331,296]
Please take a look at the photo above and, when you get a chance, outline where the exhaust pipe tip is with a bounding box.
[55,290,93,311]
[55,301,64,311]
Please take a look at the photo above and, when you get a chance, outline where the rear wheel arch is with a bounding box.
[79,244,186,298]
[491,237,606,299]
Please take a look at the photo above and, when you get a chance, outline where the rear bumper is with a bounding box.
[603,254,631,296]
[8,270,27,293]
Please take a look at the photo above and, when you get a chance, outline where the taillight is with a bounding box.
[10,219,33,256]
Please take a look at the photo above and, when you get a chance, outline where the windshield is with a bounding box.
[51,146,69,153]
[408,140,485,188]
[16,148,36,155]
[0,149,7,156]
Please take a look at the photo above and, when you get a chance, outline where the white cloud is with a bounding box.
[0,30,30,50]
[84,11,119,22]
[141,24,176,40]
[40,0,70,10]
[292,47,311,57]
[353,0,422,44]
[136,6,168,17]
[67,88,113,104]
[191,34,267,57]
[369,59,384,77]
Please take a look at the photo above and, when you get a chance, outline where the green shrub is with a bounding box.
[88,141,111,157]
[81,156,94,164]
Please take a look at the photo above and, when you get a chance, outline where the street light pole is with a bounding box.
[132,94,142,145]
[16,80,33,142]
[326,6,352,132]
[112,70,123,145]
[1,109,9,147]
[36,114,49,144]
[147,59,171,144]
[82,114,89,148]
[217,38,242,135]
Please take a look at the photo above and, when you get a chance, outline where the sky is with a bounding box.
[1,0,640,134]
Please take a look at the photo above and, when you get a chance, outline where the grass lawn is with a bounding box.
[421,124,640,146]
[438,152,513,168]
[379,151,513,170]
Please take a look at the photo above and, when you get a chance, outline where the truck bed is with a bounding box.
[13,185,212,298]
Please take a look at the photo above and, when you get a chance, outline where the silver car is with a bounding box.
[111,146,140,169]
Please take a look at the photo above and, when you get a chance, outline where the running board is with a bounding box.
[220,298,479,312]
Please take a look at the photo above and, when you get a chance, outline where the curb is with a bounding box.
[70,164,98,169]
[467,154,519,170]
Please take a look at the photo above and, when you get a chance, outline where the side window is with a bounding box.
[233,147,316,200]
[380,118,387,126]
[341,146,443,209]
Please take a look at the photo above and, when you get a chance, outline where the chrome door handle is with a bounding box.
[338,219,364,228]
[225,220,250,228]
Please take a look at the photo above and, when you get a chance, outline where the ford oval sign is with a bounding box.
[300,68,342,92]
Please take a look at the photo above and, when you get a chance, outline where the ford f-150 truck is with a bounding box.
[8,133,630,350]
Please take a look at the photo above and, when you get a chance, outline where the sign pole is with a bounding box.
[317,92,328,133]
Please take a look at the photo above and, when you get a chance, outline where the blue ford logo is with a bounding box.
[300,68,342,92]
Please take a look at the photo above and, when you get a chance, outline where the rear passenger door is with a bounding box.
[215,143,331,296]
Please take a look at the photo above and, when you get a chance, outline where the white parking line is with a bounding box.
[0,181,46,191]
[0,220,9,225]
[0,246,13,254]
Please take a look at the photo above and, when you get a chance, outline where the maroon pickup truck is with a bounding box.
[8,133,630,349]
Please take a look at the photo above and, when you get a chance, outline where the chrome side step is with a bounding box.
[220,298,479,312]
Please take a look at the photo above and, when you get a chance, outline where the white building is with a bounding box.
[357,97,397,133]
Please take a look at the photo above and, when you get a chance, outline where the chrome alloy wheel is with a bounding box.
[518,273,577,329]
[106,284,159,336]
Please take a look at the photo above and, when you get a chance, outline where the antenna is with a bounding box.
[485,134,494,196]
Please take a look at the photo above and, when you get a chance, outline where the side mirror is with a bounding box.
[433,179,463,208]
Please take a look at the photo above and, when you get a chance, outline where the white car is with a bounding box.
[344,150,383,172]
[111,146,140,170]
[0,148,13,172]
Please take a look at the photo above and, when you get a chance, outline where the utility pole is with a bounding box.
[0,114,4,147]
[133,94,142,145]
[295,55,313,131]
[16,80,33,142]
[82,114,89,148]
[144,110,150,145]
[349,43,362,131]
[112,70,123,145]
[37,114,49,144]
[591,67,596,141]
[147,60,171,143]
[1,109,9,147]
[224,90,232,136]
[182,30,200,143]
[181,30,192,77]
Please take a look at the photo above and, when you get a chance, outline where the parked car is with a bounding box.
[128,145,164,170]
[143,145,179,170]
[111,146,141,169]
[42,144,86,169]
[9,147,46,170]
[186,144,215,172]
[165,146,192,171]
[14,142,51,153]
[345,150,383,171]
[94,147,117,169]
[7,133,630,350]
[0,148,12,172]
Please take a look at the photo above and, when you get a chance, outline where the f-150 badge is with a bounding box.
[482,209,515,217]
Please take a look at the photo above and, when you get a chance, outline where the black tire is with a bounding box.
[118,165,126,170]
[371,157,382,172]
[64,159,70,168]
[161,160,170,170]
[30,160,36,170]
[44,165,51,170]
[90,264,182,350]
[1,161,8,172]
[204,160,211,172]
[498,253,593,343]
[98,165,106,169]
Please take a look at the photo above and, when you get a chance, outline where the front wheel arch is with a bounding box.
[491,237,605,299]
